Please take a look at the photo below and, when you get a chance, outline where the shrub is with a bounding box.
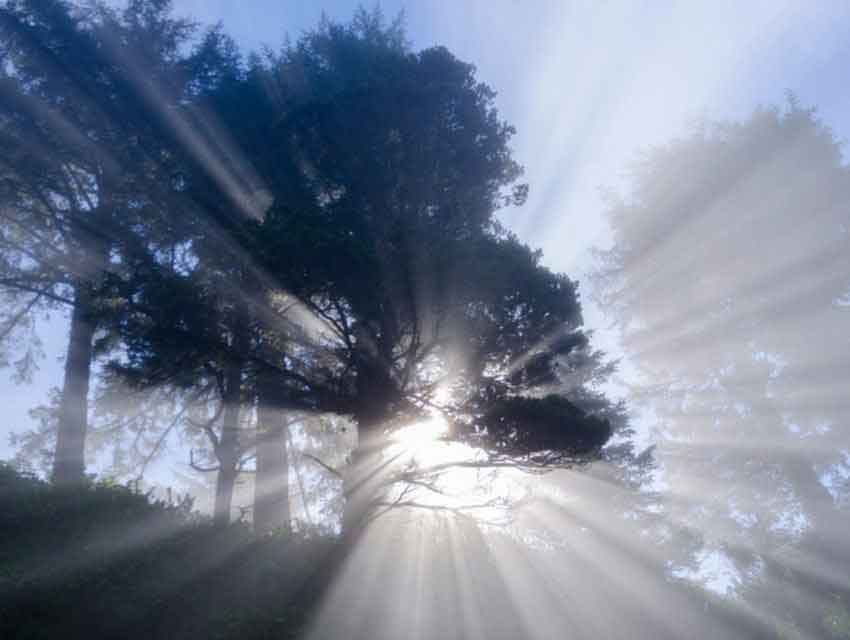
[0,464,331,639]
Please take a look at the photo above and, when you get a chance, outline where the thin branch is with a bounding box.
[0,278,72,305]
[236,452,256,472]
[0,292,41,342]
[186,401,225,453]
[189,448,219,473]
[302,452,343,479]
[133,400,193,483]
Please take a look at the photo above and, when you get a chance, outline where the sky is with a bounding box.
[4,0,850,460]
[167,0,850,267]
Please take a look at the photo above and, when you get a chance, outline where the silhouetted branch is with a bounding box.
[236,452,256,472]
[302,452,343,478]
[187,401,225,453]
[0,277,72,305]
[0,292,41,341]
[189,448,219,472]
[133,399,197,483]
[369,487,519,526]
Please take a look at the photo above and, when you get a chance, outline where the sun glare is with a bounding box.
[392,415,448,453]
[383,412,528,523]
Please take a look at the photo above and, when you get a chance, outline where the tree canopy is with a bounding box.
[593,101,850,637]
[0,0,622,561]
[94,4,620,530]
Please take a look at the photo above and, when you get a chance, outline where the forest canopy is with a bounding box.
[0,0,619,531]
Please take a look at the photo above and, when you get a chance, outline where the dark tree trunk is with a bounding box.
[341,448,367,536]
[341,420,398,535]
[51,282,97,485]
[51,210,110,485]
[214,461,238,527]
[297,420,387,620]
[254,378,291,535]
[213,356,243,526]
[342,346,403,533]
[297,411,408,630]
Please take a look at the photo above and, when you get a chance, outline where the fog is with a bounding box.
[2,2,850,639]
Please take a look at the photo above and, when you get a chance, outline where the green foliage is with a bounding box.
[106,6,617,474]
[477,394,612,459]
[0,464,333,639]
[2,0,620,535]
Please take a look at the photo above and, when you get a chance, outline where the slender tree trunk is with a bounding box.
[51,208,110,486]
[52,282,97,485]
[254,377,291,535]
[299,417,412,629]
[254,420,290,535]
[341,444,372,535]
[343,348,399,533]
[214,357,243,526]
[341,421,396,535]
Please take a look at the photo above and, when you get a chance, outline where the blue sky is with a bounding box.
[4,0,850,461]
[169,1,850,268]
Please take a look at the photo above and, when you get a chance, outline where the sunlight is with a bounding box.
[380,413,530,526]
[5,2,850,638]
[391,415,448,455]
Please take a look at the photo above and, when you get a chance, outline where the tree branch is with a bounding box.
[302,452,343,479]
[0,292,42,342]
[189,448,219,472]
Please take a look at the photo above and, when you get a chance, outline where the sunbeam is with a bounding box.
[2,1,850,639]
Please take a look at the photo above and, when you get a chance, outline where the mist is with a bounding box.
[1,2,849,639]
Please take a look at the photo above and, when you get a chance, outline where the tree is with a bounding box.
[252,10,616,534]
[108,9,618,535]
[592,101,850,634]
[106,40,335,526]
[0,0,212,483]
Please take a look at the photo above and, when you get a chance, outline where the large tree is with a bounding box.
[105,36,332,526]
[109,10,617,534]
[592,102,850,636]
[0,0,220,484]
[249,11,616,533]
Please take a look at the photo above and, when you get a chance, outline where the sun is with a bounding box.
[391,415,448,453]
[380,384,527,516]
[388,382,455,457]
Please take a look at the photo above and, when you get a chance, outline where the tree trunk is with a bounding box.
[213,357,243,527]
[214,459,238,527]
[52,283,97,485]
[341,422,397,535]
[254,379,291,535]
[343,349,400,533]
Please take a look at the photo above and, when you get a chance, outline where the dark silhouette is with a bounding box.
[0,0,230,485]
[104,8,619,532]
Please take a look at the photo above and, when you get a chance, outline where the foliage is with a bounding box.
[105,5,618,510]
[0,463,332,640]
[592,100,850,636]
[0,0,239,483]
[0,1,620,536]
[477,394,611,460]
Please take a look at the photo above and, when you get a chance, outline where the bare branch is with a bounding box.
[133,400,194,483]
[186,401,225,453]
[302,452,343,479]
[0,278,73,305]
[0,292,42,342]
[189,448,219,473]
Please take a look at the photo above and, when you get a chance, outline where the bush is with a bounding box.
[0,464,332,639]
